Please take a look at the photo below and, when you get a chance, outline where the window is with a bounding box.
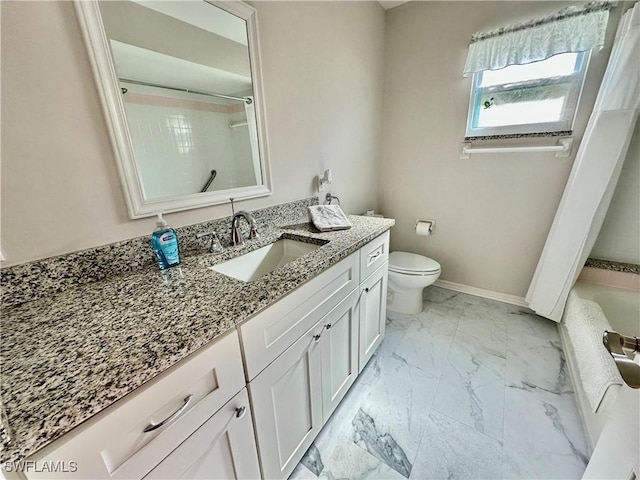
[166,114,194,155]
[466,51,590,138]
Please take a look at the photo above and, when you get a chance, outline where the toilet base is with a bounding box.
[387,288,424,315]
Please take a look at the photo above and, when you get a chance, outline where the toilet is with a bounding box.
[387,251,441,315]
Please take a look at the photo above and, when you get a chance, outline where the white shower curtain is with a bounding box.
[526,2,640,322]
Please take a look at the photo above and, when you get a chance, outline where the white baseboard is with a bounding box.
[433,279,529,308]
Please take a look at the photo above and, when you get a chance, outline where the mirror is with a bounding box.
[75,0,271,218]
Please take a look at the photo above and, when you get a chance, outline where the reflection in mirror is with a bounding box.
[75,0,271,218]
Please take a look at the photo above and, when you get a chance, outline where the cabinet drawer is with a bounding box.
[240,251,359,380]
[360,231,389,281]
[144,388,260,480]
[27,330,245,480]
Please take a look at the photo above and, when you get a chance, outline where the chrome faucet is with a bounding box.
[231,211,259,246]
[603,331,640,388]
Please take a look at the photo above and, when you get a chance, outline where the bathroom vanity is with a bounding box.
[0,210,392,480]
[246,232,388,479]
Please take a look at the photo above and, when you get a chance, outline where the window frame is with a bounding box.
[465,51,591,138]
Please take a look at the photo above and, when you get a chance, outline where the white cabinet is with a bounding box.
[249,319,324,480]
[358,262,388,372]
[321,288,360,421]
[248,233,390,480]
[144,388,260,480]
[249,289,360,480]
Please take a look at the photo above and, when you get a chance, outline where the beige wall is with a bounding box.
[379,1,625,298]
[99,1,251,77]
[591,121,640,264]
[0,1,385,266]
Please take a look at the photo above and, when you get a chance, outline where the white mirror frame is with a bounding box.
[74,0,272,219]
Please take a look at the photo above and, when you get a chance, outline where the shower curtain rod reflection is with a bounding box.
[119,78,252,104]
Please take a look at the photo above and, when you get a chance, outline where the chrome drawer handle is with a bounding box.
[369,250,382,261]
[313,322,333,342]
[143,394,193,433]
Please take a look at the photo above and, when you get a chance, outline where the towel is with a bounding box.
[308,205,352,232]
[563,291,623,413]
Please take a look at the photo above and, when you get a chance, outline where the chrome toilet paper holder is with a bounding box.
[415,219,435,235]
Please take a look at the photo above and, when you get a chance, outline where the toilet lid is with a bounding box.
[389,251,441,274]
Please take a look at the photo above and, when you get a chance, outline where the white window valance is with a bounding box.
[463,2,612,76]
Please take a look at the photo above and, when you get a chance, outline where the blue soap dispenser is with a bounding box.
[152,213,180,269]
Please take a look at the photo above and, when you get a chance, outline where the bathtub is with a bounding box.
[560,279,640,452]
[573,282,639,336]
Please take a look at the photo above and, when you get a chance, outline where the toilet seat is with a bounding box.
[389,251,441,275]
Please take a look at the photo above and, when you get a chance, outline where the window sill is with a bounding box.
[464,130,572,141]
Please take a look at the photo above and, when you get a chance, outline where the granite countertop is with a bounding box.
[585,257,640,275]
[0,215,394,465]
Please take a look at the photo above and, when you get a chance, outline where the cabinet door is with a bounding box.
[249,321,324,480]
[144,388,260,480]
[321,288,359,422]
[359,262,388,373]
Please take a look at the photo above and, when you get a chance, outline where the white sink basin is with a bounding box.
[210,239,322,282]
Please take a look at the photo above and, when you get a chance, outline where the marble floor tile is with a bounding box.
[503,385,588,478]
[458,299,511,326]
[300,444,324,477]
[353,408,413,478]
[353,351,441,471]
[455,316,508,360]
[423,286,461,305]
[410,410,503,480]
[386,310,414,331]
[448,334,507,388]
[378,314,411,362]
[433,344,506,441]
[506,333,572,395]
[502,446,590,480]
[425,287,512,323]
[305,442,407,480]
[507,309,561,342]
[392,317,457,376]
